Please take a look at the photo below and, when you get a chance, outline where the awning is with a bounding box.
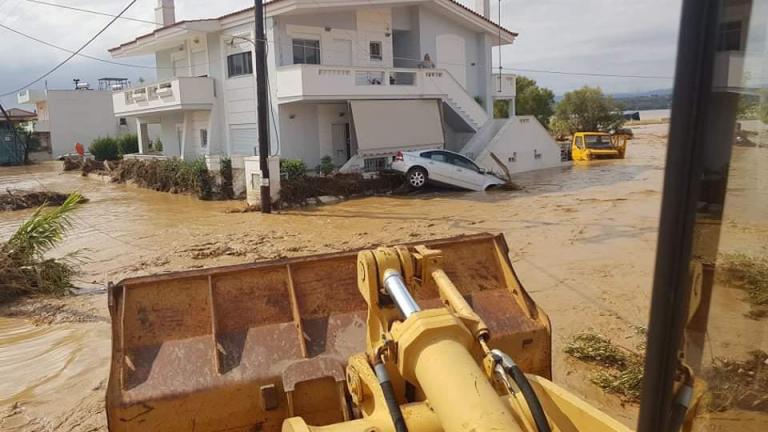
[350,99,444,156]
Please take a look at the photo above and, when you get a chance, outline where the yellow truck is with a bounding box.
[569,131,631,161]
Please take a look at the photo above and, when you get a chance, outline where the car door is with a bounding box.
[419,151,453,185]
[447,153,489,191]
[428,151,478,190]
[571,135,586,161]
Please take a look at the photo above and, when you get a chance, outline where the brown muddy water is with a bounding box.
[0,123,766,431]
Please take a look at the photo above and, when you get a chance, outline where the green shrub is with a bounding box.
[279,172,405,207]
[153,138,163,152]
[316,155,335,176]
[117,134,139,156]
[110,158,214,200]
[89,137,119,161]
[1,193,82,303]
[280,159,306,180]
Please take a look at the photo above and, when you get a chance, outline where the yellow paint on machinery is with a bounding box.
[570,131,631,161]
[106,234,631,432]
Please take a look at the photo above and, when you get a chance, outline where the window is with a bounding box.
[292,39,320,65]
[227,51,253,78]
[717,21,742,51]
[119,118,127,126]
[369,41,382,61]
[421,151,447,162]
[451,154,480,172]
[200,129,208,149]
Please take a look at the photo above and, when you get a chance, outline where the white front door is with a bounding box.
[436,34,466,87]
[331,124,350,166]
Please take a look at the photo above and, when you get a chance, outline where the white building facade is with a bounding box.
[110,0,560,186]
[17,88,134,157]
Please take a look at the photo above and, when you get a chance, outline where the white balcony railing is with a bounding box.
[276,64,490,128]
[112,77,215,116]
[491,73,516,98]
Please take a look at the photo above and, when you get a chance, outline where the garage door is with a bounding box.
[350,99,444,156]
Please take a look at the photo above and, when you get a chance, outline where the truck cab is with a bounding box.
[570,132,629,161]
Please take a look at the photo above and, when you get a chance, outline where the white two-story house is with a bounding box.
[110,0,561,190]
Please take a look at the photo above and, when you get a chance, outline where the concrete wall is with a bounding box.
[417,6,489,108]
[46,90,134,157]
[276,102,350,168]
[278,103,319,163]
[273,10,395,69]
[475,116,562,175]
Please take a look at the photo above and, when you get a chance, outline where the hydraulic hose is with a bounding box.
[374,360,408,432]
[492,350,551,432]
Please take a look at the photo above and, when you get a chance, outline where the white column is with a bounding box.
[136,118,150,154]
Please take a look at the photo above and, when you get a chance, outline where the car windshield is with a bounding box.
[584,135,614,149]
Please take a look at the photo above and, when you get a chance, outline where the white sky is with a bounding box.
[0,0,683,107]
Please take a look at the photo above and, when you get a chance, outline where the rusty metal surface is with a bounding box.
[106,233,551,432]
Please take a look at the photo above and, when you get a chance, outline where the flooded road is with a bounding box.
[0,123,766,430]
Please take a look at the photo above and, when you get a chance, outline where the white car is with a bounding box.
[391,150,506,191]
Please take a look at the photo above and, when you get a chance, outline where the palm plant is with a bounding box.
[1,192,82,303]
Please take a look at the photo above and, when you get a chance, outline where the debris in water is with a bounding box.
[705,350,768,412]
[720,253,768,310]
[1,190,87,212]
[564,331,644,402]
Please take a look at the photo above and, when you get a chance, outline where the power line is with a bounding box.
[0,0,139,97]
[25,0,159,26]
[0,22,161,70]
[5,0,674,91]
[503,67,673,80]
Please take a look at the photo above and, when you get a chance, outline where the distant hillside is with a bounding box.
[612,88,673,98]
[553,89,674,110]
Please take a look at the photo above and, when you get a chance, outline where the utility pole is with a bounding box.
[254,0,271,213]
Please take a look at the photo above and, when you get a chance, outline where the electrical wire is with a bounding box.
[0,22,161,70]
[0,0,139,97]
[25,0,158,26]
[8,1,675,81]
[503,67,673,80]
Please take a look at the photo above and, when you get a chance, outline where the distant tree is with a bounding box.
[551,86,625,135]
[493,100,510,119]
[137,77,145,84]
[515,76,555,126]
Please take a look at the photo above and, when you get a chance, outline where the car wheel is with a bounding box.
[406,167,428,189]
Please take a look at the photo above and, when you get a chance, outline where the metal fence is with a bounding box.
[0,128,27,166]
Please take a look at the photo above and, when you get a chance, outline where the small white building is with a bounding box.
[109,0,561,194]
[17,83,135,157]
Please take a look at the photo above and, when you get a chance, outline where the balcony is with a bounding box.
[276,64,491,128]
[491,73,516,99]
[276,64,452,102]
[113,77,215,116]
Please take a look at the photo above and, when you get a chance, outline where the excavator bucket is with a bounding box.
[106,233,551,432]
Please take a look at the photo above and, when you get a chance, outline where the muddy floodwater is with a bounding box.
[1,123,766,431]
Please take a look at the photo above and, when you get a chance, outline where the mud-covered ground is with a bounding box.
[1,123,766,431]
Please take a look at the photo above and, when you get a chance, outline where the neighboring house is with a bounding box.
[0,108,37,131]
[16,81,135,157]
[109,0,561,192]
[0,108,36,165]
